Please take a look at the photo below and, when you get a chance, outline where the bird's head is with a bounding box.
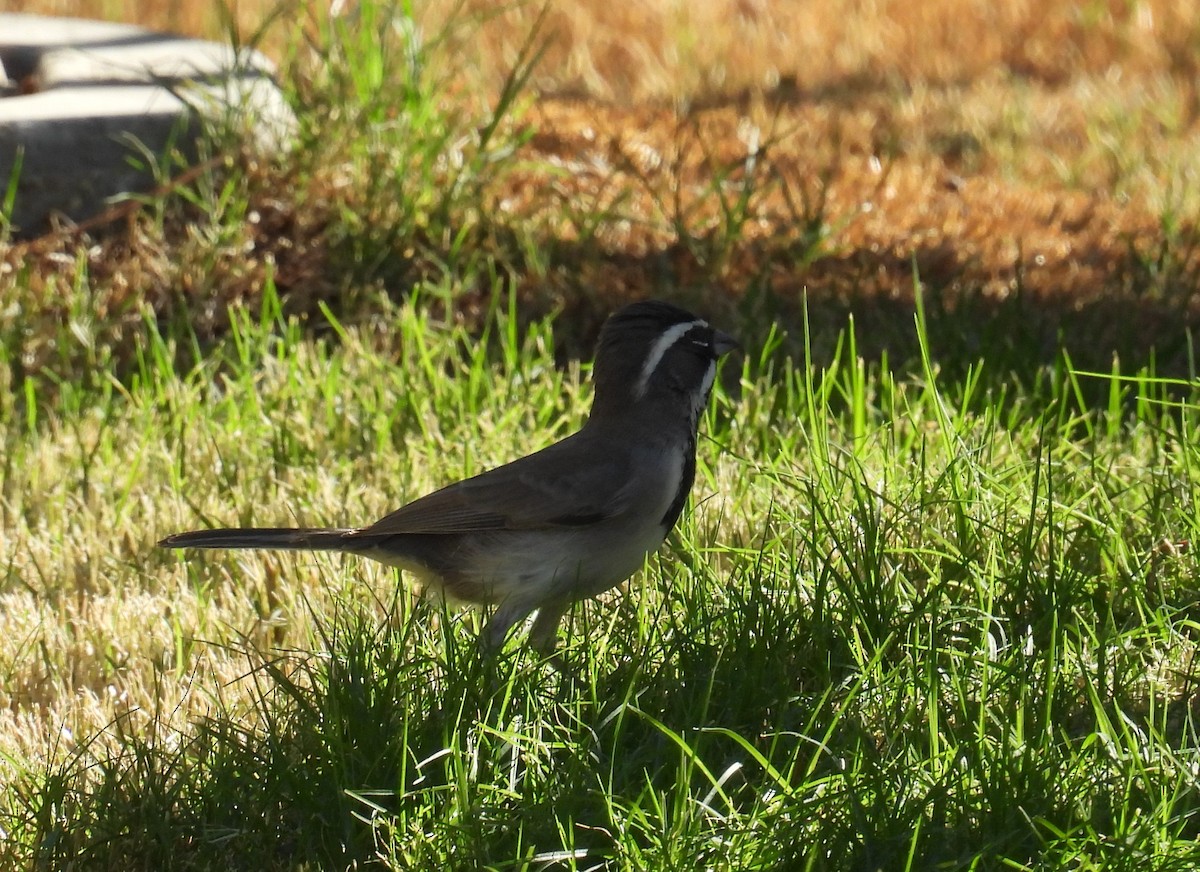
[590,300,739,422]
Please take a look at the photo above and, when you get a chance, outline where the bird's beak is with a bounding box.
[712,330,740,358]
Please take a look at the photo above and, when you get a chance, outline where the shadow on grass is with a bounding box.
[0,563,851,869]
[7,536,1199,869]
[332,222,1200,407]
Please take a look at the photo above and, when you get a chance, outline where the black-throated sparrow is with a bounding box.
[159,300,738,651]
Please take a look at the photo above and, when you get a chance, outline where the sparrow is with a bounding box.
[159,300,739,652]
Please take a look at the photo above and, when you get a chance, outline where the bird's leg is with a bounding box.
[528,600,575,675]
[479,599,537,655]
[527,601,568,654]
[480,599,576,676]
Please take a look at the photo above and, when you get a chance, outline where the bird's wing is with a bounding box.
[359,434,637,535]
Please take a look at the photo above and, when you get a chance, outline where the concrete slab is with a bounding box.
[0,13,296,237]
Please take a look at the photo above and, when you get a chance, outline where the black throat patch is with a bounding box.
[660,430,697,530]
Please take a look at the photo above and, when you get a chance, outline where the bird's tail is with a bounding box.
[158,527,357,552]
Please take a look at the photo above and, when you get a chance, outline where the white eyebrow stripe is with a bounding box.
[635,319,706,399]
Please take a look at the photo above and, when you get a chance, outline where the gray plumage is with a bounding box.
[159,300,738,651]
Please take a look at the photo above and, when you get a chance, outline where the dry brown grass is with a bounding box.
[7,0,1200,360]
[16,0,1200,100]
[441,0,1200,103]
[5,0,1200,784]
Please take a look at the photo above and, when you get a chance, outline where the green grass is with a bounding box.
[3,280,1200,869]
[3,2,1200,870]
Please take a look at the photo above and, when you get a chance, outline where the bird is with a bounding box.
[159,300,739,652]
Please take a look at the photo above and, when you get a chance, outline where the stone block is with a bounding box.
[0,13,296,237]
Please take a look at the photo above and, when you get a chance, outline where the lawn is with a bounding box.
[2,1,1200,868]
